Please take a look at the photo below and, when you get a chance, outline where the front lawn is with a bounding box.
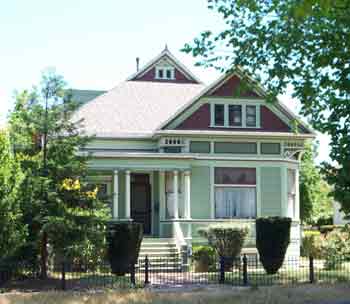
[1,284,350,304]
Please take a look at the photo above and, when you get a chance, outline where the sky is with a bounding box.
[0,0,331,163]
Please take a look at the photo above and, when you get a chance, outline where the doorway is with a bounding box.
[131,173,152,235]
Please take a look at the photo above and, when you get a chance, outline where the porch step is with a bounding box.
[137,238,181,271]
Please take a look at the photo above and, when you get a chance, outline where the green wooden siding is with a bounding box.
[260,167,282,216]
[191,166,211,219]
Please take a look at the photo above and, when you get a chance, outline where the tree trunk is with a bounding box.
[40,232,48,279]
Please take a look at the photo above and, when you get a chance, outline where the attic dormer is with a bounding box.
[127,46,202,84]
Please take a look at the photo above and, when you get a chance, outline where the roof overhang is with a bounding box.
[154,130,316,139]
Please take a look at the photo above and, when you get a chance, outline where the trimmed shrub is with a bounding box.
[192,245,216,272]
[106,222,143,275]
[256,217,291,274]
[198,224,249,269]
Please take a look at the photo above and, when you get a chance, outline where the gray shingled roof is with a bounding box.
[71,89,106,104]
[73,81,205,137]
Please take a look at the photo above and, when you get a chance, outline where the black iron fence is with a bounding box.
[1,255,350,291]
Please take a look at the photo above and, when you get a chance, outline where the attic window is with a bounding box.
[155,66,175,80]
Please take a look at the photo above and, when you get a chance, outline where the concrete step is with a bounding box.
[140,247,178,253]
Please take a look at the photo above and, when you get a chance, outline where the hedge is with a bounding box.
[106,222,143,275]
[256,217,291,274]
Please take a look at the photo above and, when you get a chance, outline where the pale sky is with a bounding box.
[0,0,331,163]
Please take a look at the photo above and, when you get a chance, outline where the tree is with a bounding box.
[9,70,109,278]
[300,144,333,225]
[183,0,350,215]
[0,130,27,261]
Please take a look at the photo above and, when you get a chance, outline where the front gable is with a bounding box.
[160,71,313,135]
[128,47,201,84]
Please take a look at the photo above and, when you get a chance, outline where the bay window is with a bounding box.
[214,168,257,219]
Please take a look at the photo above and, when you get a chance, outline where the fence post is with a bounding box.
[219,256,225,284]
[130,263,136,286]
[61,259,66,291]
[144,255,150,285]
[243,254,248,286]
[309,255,315,283]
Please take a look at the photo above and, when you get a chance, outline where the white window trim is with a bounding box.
[210,103,261,128]
[155,65,175,80]
[213,167,258,219]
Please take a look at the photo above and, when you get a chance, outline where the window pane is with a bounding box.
[261,143,281,154]
[215,187,256,218]
[246,105,257,127]
[229,105,242,126]
[214,104,225,126]
[163,146,182,153]
[166,69,172,79]
[158,69,164,78]
[215,167,256,185]
[214,142,257,154]
[190,141,211,153]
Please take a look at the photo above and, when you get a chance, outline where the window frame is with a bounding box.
[228,104,243,127]
[246,105,257,127]
[210,103,260,128]
[214,167,257,219]
[214,104,225,126]
[155,66,175,80]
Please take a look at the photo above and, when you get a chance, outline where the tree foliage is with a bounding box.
[0,130,27,260]
[183,0,350,215]
[8,70,109,274]
[300,144,333,225]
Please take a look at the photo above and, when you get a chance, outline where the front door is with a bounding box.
[131,173,151,235]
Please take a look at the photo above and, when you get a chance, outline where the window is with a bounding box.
[229,105,242,126]
[287,169,296,219]
[211,104,260,128]
[163,146,182,153]
[214,168,256,219]
[155,65,175,80]
[190,141,211,153]
[165,172,183,218]
[246,105,257,127]
[214,104,225,126]
[214,142,257,154]
[261,143,281,155]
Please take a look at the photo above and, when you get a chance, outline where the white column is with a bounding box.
[295,168,300,221]
[112,170,119,219]
[184,170,191,219]
[125,170,131,219]
[173,170,179,219]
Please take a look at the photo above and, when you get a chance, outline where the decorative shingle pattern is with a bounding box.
[73,81,204,137]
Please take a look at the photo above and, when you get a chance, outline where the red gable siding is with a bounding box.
[173,104,291,132]
[132,67,198,84]
[209,75,260,98]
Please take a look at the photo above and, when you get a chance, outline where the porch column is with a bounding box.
[295,169,300,221]
[112,170,119,219]
[184,170,191,219]
[125,170,131,219]
[173,170,179,219]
